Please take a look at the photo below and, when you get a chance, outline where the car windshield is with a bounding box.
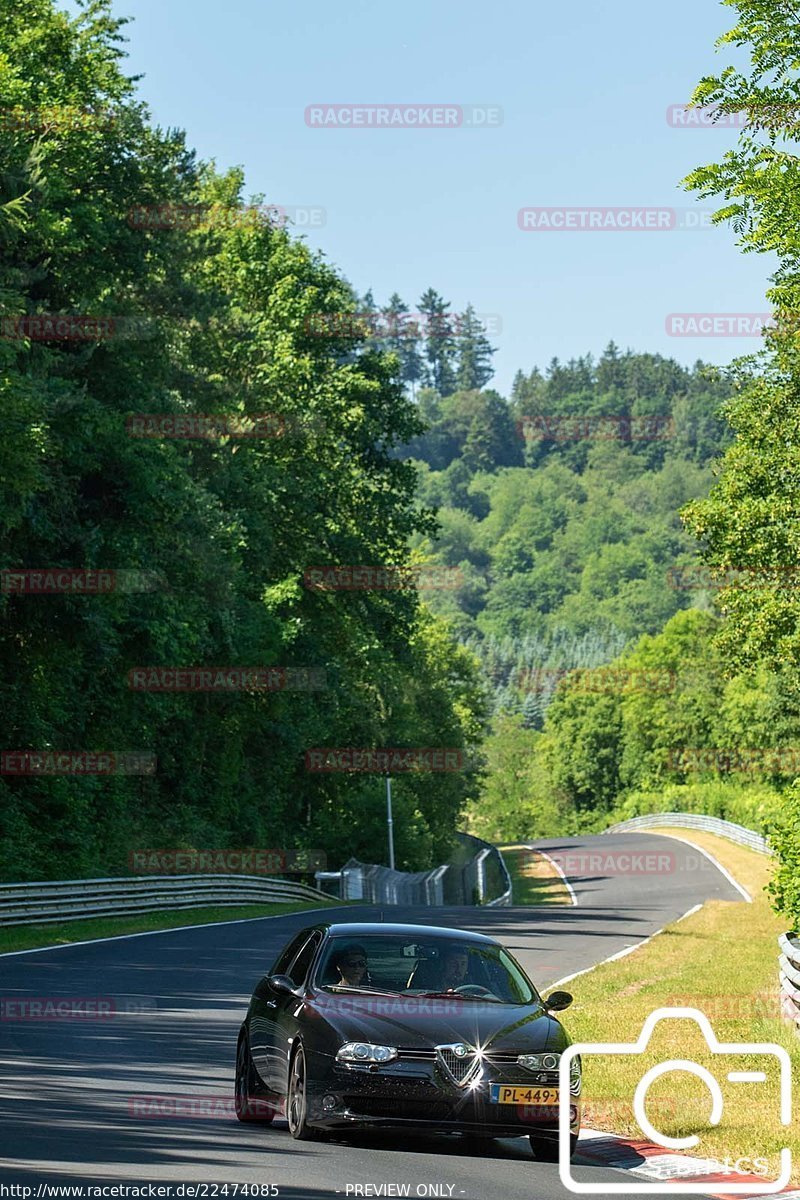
[313,935,539,1005]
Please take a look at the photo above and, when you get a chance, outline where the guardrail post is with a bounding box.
[475,849,490,905]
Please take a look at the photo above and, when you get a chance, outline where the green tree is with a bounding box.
[768,783,800,928]
[680,0,800,675]
[456,303,496,391]
[466,715,564,842]
[0,0,487,880]
[419,287,457,396]
[382,292,424,396]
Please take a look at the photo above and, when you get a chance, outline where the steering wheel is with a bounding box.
[453,984,495,997]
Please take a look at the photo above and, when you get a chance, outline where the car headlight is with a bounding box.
[518,1051,582,1094]
[570,1055,582,1096]
[517,1052,561,1071]
[336,1042,398,1064]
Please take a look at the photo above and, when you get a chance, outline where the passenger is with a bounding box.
[440,947,470,990]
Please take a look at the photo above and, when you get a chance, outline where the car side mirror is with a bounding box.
[267,973,297,995]
[544,990,573,1012]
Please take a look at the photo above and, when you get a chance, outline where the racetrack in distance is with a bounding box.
[0,833,745,1200]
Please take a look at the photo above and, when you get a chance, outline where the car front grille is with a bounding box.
[396,1047,559,1085]
[396,1047,436,1061]
[437,1047,478,1084]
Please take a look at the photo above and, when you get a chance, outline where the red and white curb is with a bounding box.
[575,1129,800,1198]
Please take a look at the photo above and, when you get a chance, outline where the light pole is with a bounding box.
[385,774,395,870]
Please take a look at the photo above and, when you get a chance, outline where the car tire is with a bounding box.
[529,1132,578,1162]
[235,1031,275,1123]
[286,1044,322,1140]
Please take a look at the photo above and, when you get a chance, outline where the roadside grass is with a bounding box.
[500,843,571,905]
[564,829,799,1185]
[0,899,342,955]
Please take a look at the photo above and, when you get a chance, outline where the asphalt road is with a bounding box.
[0,833,746,1199]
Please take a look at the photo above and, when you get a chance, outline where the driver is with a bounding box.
[332,943,370,987]
[440,947,470,991]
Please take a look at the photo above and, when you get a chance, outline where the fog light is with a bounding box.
[570,1105,578,1123]
[322,1094,337,1111]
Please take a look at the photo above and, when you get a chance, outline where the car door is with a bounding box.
[265,930,324,1095]
[249,930,310,1091]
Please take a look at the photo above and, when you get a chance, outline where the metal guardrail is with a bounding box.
[315,835,513,907]
[332,859,450,905]
[1,842,511,926]
[604,812,772,855]
[779,933,800,1030]
[0,873,339,926]
[606,811,800,1035]
[475,847,513,907]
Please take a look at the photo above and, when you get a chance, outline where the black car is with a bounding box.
[235,921,581,1160]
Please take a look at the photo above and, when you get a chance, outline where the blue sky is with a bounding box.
[84,0,772,394]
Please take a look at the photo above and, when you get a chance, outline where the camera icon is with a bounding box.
[558,1007,792,1194]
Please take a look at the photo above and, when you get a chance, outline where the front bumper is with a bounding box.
[306,1052,581,1136]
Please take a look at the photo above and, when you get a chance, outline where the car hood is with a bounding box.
[304,990,567,1051]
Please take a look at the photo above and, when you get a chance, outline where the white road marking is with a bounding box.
[528,846,579,906]
[549,903,702,988]
[0,905,341,958]
[646,831,752,903]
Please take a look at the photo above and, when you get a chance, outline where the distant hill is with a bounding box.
[405,344,732,724]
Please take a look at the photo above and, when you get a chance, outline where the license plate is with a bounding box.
[489,1084,559,1105]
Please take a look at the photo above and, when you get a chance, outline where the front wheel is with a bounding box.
[529,1132,578,1162]
[286,1045,322,1140]
[235,1032,275,1123]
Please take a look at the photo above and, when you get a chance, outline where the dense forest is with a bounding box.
[403,349,732,709]
[381,336,797,849]
[0,0,489,879]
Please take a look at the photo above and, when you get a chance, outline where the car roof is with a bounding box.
[320,922,498,945]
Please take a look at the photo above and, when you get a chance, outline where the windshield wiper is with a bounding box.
[415,991,504,1003]
[321,985,403,997]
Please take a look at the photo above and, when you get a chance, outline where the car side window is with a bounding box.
[271,931,311,976]
[287,932,322,987]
